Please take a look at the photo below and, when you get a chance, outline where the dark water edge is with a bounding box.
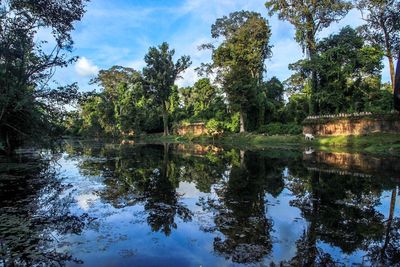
[0,140,399,266]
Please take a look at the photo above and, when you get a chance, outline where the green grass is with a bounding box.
[137,132,400,157]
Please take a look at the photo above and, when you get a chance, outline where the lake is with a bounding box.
[1,140,399,266]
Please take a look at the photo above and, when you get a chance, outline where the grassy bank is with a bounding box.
[138,133,400,156]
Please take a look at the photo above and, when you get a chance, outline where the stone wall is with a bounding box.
[175,123,207,136]
[303,112,400,136]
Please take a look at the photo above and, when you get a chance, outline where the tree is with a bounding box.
[284,93,310,124]
[265,0,352,114]
[78,66,162,136]
[0,0,88,153]
[179,78,226,121]
[263,77,285,123]
[395,51,400,111]
[356,0,400,89]
[288,26,386,114]
[143,42,191,136]
[202,11,272,132]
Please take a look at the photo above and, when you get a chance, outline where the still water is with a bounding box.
[0,140,399,266]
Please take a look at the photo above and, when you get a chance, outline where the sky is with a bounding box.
[51,0,391,92]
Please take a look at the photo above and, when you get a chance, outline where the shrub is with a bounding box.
[206,119,224,136]
[224,112,240,133]
[257,123,302,135]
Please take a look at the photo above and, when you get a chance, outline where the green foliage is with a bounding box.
[287,26,388,115]
[179,78,227,122]
[284,93,310,124]
[257,123,302,135]
[77,66,162,137]
[356,0,400,87]
[265,0,352,53]
[143,42,191,135]
[224,112,240,133]
[203,11,272,132]
[0,0,88,153]
[206,119,224,136]
[263,77,285,123]
[266,0,352,115]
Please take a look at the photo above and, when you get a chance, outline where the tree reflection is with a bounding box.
[200,150,286,264]
[143,144,193,235]
[367,188,400,266]
[286,162,398,266]
[72,142,195,236]
[0,152,91,266]
[63,141,400,265]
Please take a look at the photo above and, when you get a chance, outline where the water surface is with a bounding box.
[1,141,399,266]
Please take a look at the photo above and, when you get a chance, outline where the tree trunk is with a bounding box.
[388,54,395,90]
[381,18,396,89]
[240,150,245,168]
[239,109,246,133]
[381,188,397,261]
[395,52,400,111]
[161,143,170,180]
[306,14,317,115]
[162,101,169,136]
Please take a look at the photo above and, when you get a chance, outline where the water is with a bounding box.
[1,140,399,266]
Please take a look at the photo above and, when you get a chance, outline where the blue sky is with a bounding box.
[51,0,391,92]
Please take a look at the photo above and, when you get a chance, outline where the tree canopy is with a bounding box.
[202,11,272,132]
[0,0,88,153]
[356,0,400,88]
[143,42,191,135]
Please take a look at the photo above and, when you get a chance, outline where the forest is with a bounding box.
[0,0,399,154]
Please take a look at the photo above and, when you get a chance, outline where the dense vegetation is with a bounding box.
[0,0,89,154]
[1,0,399,153]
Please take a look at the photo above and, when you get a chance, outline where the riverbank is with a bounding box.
[138,133,400,156]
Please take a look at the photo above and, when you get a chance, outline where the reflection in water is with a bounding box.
[200,151,286,263]
[0,152,92,266]
[0,141,399,266]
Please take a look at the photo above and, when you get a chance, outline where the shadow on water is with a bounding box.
[1,140,400,266]
[0,151,93,266]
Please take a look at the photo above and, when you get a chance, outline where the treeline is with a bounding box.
[1,1,399,153]
[68,1,399,138]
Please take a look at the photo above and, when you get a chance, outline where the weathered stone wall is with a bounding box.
[303,113,400,136]
[175,123,207,136]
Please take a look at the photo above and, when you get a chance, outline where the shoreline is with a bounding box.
[137,132,400,157]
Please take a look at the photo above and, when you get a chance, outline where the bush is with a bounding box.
[206,119,224,136]
[257,123,302,135]
[224,112,240,133]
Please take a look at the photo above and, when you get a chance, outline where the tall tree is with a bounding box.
[179,78,225,121]
[288,27,386,114]
[356,0,400,89]
[0,0,88,153]
[263,77,285,123]
[265,0,352,114]
[78,66,162,136]
[395,52,400,111]
[201,11,272,132]
[143,42,191,136]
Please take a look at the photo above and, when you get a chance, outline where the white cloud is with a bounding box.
[127,59,145,71]
[176,67,199,88]
[75,57,99,77]
[58,0,390,91]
